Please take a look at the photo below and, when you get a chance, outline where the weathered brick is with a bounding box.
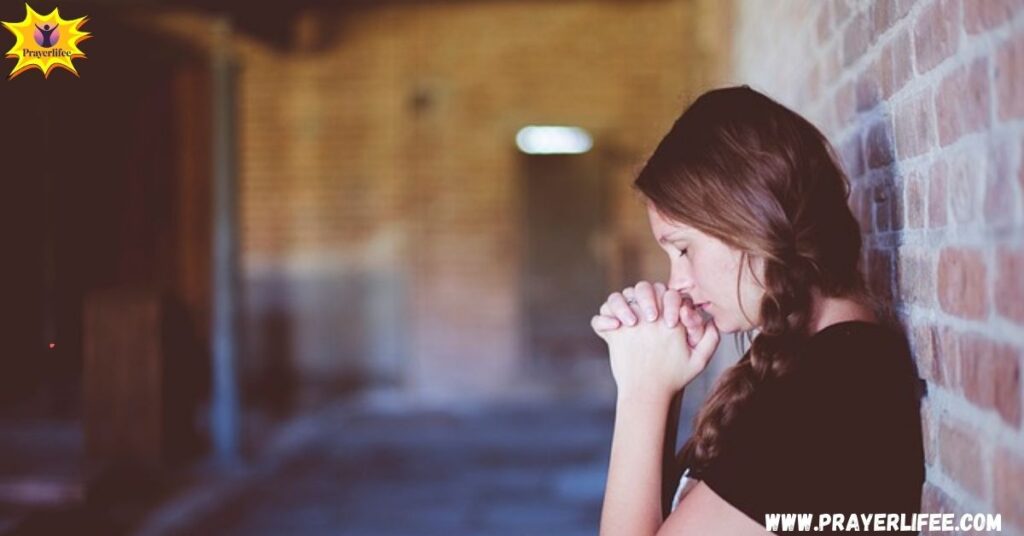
[898,246,935,306]
[913,0,961,74]
[995,246,1024,325]
[836,81,858,127]
[947,151,981,225]
[937,246,989,320]
[870,0,896,36]
[865,120,895,169]
[996,31,1024,120]
[887,30,914,97]
[920,402,936,465]
[928,158,949,228]
[938,417,985,497]
[965,0,1023,33]
[832,0,852,29]
[958,333,1022,427]
[935,57,992,146]
[816,1,832,44]
[856,70,882,112]
[993,447,1024,528]
[844,11,870,67]
[895,88,937,159]
[905,170,927,228]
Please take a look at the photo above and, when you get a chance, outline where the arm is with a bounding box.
[600,390,672,536]
[657,481,769,535]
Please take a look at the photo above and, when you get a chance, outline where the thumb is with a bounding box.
[690,319,720,368]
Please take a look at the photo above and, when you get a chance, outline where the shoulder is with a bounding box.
[791,320,919,390]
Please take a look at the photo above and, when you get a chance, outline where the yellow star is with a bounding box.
[2,3,90,79]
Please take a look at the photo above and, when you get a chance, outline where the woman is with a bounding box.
[591,86,924,535]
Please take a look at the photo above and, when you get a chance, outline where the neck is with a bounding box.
[806,288,878,336]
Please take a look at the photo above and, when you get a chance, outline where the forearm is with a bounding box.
[600,390,673,536]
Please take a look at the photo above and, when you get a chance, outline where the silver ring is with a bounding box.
[625,298,638,305]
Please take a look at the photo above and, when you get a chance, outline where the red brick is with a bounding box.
[898,246,935,306]
[936,325,960,389]
[873,183,893,232]
[965,0,1023,33]
[890,179,905,231]
[993,447,1024,528]
[928,158,948,227]
[937,246,989,320]
[865,120,895,169]
[911,323,939,382]
[836,81,858,127]
[895,89,936,159]
[914,0,961,74]
[985,172,1017,228]
[832,0,852,29]
[887,30,914,97]
[958,333,1022,427]
[920,403,936,465]
[905,170,927,228]
[871,0,896,35]
[856,71,882,112]
[996,31,1024,120]
[995,246,1024,325]
[844,11,870,67]
[947,151,981,225]
[817,1,832,44]
[935,57,992,147]
[938,418,985,497]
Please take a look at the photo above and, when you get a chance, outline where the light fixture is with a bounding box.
[515,125,593,155]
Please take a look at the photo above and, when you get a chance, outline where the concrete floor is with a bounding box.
[135,392,623,536]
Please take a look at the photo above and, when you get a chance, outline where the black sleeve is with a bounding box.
[691,328,925,533]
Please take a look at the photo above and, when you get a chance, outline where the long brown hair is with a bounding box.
[634,85,872,474]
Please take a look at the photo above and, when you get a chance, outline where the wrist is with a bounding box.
[615,387,675,409]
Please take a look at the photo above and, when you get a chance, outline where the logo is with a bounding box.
[2,3,90,79]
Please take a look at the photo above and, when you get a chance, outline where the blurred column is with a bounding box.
[210,17,240,465]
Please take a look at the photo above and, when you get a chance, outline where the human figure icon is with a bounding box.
[35,23,58,48]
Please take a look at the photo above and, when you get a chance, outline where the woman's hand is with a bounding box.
[591,281,709,348]
[591,281,720,398]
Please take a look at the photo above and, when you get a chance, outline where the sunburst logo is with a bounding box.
[2,3,90,79]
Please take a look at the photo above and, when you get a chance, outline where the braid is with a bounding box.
[679,249,816,472]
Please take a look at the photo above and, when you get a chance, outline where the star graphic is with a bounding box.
[2,3,90,79]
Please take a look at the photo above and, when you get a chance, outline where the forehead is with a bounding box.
[645,203,696,241]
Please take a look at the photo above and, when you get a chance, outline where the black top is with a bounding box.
[687,321,925,534]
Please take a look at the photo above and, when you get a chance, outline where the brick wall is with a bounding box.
[729,0,1023,530]
[146,0,731,402]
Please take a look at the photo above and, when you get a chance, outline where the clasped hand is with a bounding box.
[590,281,720,399]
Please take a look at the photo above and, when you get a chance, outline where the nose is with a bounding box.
[668,262,694,293]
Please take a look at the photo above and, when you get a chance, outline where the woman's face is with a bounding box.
[645,202,766,333]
